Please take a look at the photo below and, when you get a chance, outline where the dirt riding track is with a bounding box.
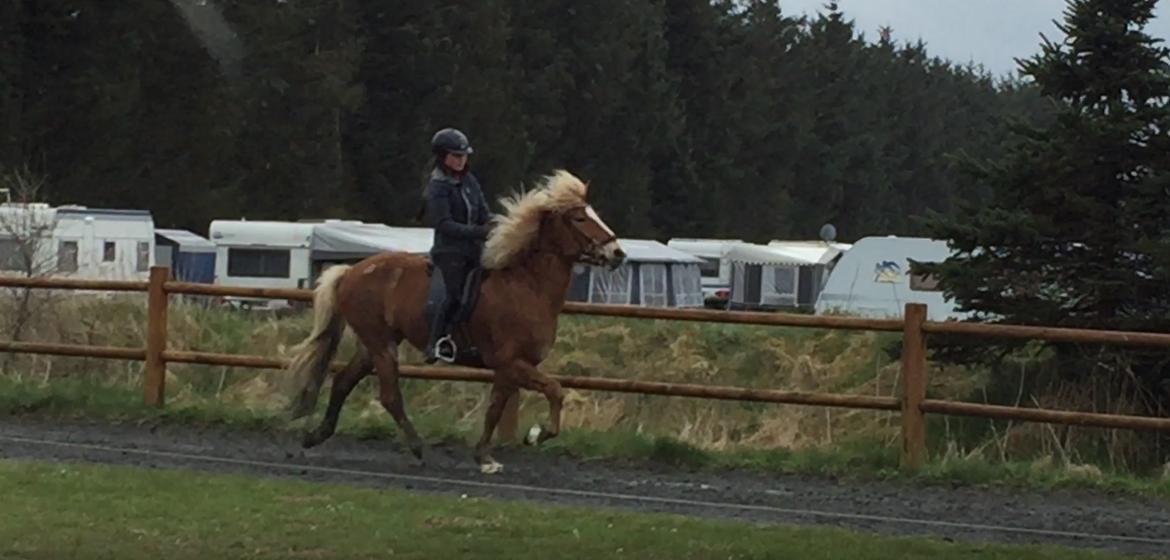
[1,416,1168,558]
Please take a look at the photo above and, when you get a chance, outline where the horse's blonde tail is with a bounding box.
[287,264,351,420]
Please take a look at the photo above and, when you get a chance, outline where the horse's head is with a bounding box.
[544,202,626,269]
[482,170,626,271]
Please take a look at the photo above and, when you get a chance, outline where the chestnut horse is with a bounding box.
[284,170,625,473]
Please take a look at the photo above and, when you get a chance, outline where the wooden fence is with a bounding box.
[3,265,1170,470]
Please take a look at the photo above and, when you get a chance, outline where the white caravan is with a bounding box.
[814,235,966,322]
[0,202,155,284]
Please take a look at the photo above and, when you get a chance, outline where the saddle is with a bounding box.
[424,259,488,368]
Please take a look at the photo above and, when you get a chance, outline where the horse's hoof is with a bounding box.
[409,444,425,461]
[301,433,321,449]
[479,460,504,475]
[524,425,542,446]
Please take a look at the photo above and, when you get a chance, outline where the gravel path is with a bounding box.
[1,415,1167,557]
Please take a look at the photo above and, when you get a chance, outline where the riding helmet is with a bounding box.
[431,128,474,156]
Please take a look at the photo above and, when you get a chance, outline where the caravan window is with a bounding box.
[58,241,79,273]
[698,257,721,278]
[102,241,116,262]
[136,241,150,272]
[761,265,798,307]
[227,248,291,278]
[672,263,704,307]
[910,273,942,292]
[589,265,631,304]
[0,238,22,271]
[640,263,669,307]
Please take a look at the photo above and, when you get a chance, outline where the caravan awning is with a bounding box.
[724,243,826,266]
[310,223,433,260]
[765,241,848,266]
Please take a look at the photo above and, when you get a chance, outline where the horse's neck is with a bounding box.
[499,251,574,313]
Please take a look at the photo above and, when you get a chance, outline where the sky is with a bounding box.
[778,0,1170,78]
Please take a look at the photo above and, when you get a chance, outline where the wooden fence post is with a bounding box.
[144,266,169,407]
[496,391,520,444]
[899,302,928,470]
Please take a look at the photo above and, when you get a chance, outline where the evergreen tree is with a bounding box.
[659,0,741,237]
[789,5,876,240]
[0,0,23,169]
[719,0,806,241]
[916,0,1170,410]
[225,0,364,221]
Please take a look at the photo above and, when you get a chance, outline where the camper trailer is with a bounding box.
[0,203,155,283]
[814,235,965,321]
[209,220,314,309]
[208,219,433,309]
[666,238,743,308]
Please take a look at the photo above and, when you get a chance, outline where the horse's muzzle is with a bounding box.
[605,248,626,270]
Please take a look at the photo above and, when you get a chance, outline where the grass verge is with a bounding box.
[0,458,1157,560]
[2,376,1168,501]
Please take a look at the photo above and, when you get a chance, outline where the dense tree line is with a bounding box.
[1,0,1045,241]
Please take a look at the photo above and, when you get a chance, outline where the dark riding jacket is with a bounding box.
[423,168,493,258]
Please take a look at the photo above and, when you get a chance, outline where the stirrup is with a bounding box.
[433,335,458,364]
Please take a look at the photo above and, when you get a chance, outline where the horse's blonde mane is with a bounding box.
[482,169,588,270]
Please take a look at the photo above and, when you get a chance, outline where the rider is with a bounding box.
[421,127,494,363]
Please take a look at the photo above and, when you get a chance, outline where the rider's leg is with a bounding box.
[425,254,469,363]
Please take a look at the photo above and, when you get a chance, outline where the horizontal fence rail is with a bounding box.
[0,276,149,292]
[162,349,901,411]
[923,320,1170,348]
[164,281,310,302]
[0,340,147,361]
[561,302,906,332]
[919,400,1170,432]
[2,267,1169,470]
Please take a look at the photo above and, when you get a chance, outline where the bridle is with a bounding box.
[566,205,617,266]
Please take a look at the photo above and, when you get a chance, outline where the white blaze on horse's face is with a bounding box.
[584,205,625,269]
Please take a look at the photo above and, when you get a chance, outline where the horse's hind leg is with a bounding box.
[371,342,424,460]
[303,348,372,449]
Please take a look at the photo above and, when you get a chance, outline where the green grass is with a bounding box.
[3,375,1169,501]
[0,458,1157,560]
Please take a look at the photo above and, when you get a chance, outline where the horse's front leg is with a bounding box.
[473,378,518,474]
[473,360,563,474]
[508,360,563,446]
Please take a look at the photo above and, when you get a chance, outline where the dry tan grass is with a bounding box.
[2,294,1159,469]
